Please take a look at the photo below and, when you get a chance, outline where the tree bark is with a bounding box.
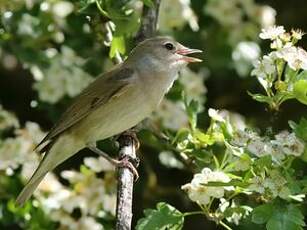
[115,1,161,230]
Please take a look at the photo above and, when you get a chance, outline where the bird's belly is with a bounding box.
[71,88,154,143]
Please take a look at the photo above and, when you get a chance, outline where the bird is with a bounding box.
[16,36,202,205]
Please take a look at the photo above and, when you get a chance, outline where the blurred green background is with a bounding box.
[0,0,306,229]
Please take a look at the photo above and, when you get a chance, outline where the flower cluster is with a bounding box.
[32,47,93,104]
[232,130,304,163]
[251,26,307,109]
[0,106,117,229]
[248,170,291,200]
[159,0,199,32]
[181,168,232,205]
[205,0,276,45]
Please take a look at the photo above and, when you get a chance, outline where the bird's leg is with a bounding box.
[86,142,139,180]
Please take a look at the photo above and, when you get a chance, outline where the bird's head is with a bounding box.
[126,36,202,72]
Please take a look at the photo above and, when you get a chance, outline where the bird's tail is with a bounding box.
[15,169,47,206]
[16,134,84,206]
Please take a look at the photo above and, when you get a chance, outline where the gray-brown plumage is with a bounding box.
[16,36,202,205]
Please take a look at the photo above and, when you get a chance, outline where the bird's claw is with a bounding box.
[117,155,140,181]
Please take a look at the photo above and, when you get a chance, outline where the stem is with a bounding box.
[135,0,161,43]
[95,0,109,18]
[220,220,233,230]
[183,211,205,217]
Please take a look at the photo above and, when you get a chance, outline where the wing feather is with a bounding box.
[35,66,135,151]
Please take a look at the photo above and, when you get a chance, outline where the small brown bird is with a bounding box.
[16,36,202,205]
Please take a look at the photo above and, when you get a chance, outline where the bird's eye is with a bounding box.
[164,43,174,51]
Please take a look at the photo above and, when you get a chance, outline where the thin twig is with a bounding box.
[115,134,138,230]
[135,0,161,42]
[115,1,161,230]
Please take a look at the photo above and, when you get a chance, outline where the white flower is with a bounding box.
[158,0,199,32]
[205,0,242,27]
[152,99,189,130]
[273,131,304,156]
[33,47,93,103]
[251,55,275,78]
[52,1,74,18]
[179,67,207,103]
[60,169,116,215]
[0,106,19,130]
[231,130,259,147]
[232,41,261,76]
[208,108,225,122]
[277,46,307,70]
[259,6,276,28]
[291,29,305,40]
[246,138,264,156]
[182,168,232,205]
[248,177,265,194]
[251,54,276,90]
[259,25,285,40]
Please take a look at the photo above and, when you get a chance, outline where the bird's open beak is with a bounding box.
[176,47,202,63]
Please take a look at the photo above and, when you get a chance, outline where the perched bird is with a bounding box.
[16,36,202,205]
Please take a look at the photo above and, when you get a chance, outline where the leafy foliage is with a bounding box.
[136,202,184,230]
[252,202,305,230]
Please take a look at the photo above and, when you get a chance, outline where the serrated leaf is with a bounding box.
[252,202,305,230]
[254,155,272,170]
[266,204,305,230]
[136,202,184,230]
[252,203,273,224]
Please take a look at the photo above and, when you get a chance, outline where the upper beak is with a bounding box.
[175,48,203,63]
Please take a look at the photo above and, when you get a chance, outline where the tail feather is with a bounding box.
[15,173,47,206]
[16,134,84,206]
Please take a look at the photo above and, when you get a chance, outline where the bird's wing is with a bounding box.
[35,66,135,151]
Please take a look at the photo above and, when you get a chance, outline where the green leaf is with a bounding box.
[289,118,307,141]
[254,155,272,170]
[252,202,305,230]
[136,202,184,230]
[109,36,126,58]
[252,203,274,224]
[248,92,273,105]
[266,204,305,230]
[293,80,307,105]
[193,129,215,145]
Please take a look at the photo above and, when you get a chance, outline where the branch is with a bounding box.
[115,1,161,230]
[115,134,138,230]
[135,0,161,42]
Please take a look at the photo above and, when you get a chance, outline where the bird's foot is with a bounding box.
[87,143,139,180]
[116,155,140,180]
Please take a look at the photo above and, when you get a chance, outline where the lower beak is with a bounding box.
[176,48,202,63]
